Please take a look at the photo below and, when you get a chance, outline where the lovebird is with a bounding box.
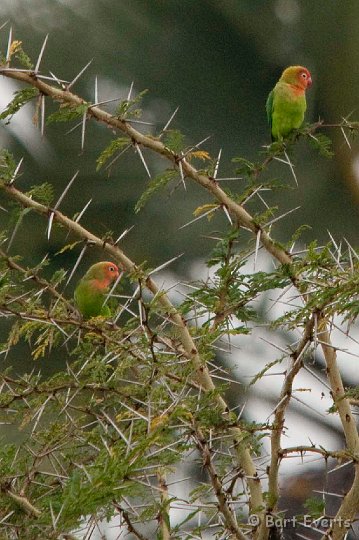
[266,65,312,141]
[74,261,120,319]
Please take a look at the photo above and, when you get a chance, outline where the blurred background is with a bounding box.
[0,1,359,537]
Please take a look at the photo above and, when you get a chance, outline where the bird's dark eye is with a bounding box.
[301,73,307,78]
[109,266,115,272]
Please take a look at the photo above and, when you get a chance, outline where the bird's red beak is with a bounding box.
[307,76,312,88]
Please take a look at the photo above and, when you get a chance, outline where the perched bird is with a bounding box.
[266,65,312,141]
[74,261,120,319]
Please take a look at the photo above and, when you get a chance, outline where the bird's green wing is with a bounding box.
[265,89,274,132]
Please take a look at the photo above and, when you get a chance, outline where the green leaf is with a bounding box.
[304,496,325,519]
[27,183,54,206]
[135,169,177,212]
[163,129,185,153]
[308,132,333,158]
[96,137,131,171]
[116,88,148,119]
[0,87,38,122]
[47,103,88,124]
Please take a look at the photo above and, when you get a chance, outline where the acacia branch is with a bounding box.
[193,425,247,540]
[1,65,359,539]
[0,182,264,519]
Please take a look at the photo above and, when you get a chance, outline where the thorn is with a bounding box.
[104,144,131,172]
[68,59,93,90]
[178,206,219,230]
[48,71,69,88]
[274,151,298,186]
[65,120,82,135]
[148,253,184,276]
[178,160,186,190]
[40,94,45,137]
[46,212,55,241]
[53,170,79,211]
[253,229,261,271]
[215,177,243,182]
[81,110,87,151]
[94,75,98,104]
[5,26,12,63]
[64,243,88,288]
[264,206,301,228]
[9,157,24,185]
[222,205,233,225]
[241,185,263,206]
[34,34,49,73]
[161,106,179,133]
[74,199,92,224]
[0,20,9,32]
[114,225,135,245]
[127,81,134,101]
[102,271,123,308]
[183,135,212,157]
[340,124,351,149]
[213,148,222,179]
[135,143,151,178]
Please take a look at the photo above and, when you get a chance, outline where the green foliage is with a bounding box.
[0,87,38,122]
[46,102,88,124]
[304,496,325,519]
[162,129,186,153]
[96,137,131,171]
[27,182,54,206]
[0,149,17,183]
[307,132,334,158]
[116,89,148,119]
[135,169,177,212]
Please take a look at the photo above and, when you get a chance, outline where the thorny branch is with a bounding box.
[0,59,358,540]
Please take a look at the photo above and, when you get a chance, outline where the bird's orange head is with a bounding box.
[280,66,312,91]
[84,261,120,290]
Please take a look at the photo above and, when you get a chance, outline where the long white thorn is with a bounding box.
[54,170,79,210]
[178,160,186,190]
[127,81,134,101]
[9,157,24,185]
[94,75,98,104]
[178,206,219,230]
[114,225,134,245]
[253,229,261,271]
[135,143,151,178]
[213,148,222,179]
[35,34,49,73]
[75,199,92,224]
[222,205,233,225]
[340,125,351,149]
[162,106,179,133]
[264,206,301,228]
[64,244,88,287]
[148,253,184,276]
[5,26,12,63]
[81,110,87,151]
[41,94,45,137]
[68,59,93,90]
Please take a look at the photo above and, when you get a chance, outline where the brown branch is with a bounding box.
[6,489,41,517]
[193,425,247,540]
[0,182,264,518]
[1,66,358,539]
[113,502,150,540]
[0,246,77,314]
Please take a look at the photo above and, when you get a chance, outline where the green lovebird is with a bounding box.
[74,261,120,319]
[266,65,312,141]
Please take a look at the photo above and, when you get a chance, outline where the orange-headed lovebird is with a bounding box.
[266,66,312,141]
[74,261,120,319]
